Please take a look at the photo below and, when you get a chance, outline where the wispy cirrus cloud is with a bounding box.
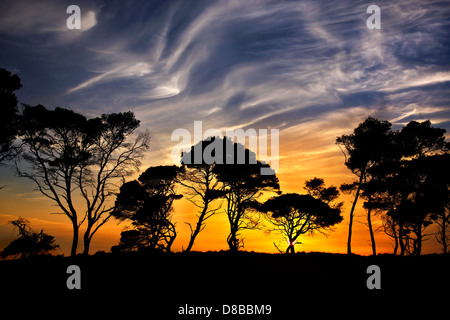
[1,0,449,165]
[0,0,98,37]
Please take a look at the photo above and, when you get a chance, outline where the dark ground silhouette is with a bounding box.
[0,251,448,317]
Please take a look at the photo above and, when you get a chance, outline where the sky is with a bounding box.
[0,0,449,256]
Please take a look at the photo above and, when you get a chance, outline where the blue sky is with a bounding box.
[0,0,449,254]
[1,1,449,165]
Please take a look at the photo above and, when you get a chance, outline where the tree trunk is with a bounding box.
[347,169,365,255]
[227,224,239,253]
[83,222,93,256]
[166,220,177,253]
[444,234,448,255]
[392,219,399,255]
[398,223,405,256]
[286,244,295,254]
[227,233,238,252]
[70,219,79,257]
[439,213,448,254]
[367,195,376,256]
[443,215,448,254]
[227,205,242,253]
[415,226,422,256]
[184,201,210,252]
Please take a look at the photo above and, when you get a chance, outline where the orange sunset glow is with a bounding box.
[0,121,444,256]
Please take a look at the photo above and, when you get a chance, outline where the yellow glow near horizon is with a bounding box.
[0,122,445,256]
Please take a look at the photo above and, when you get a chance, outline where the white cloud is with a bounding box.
[8,0,446,168]
[379,71,450,92]
[0,1,98,37]
[66,61,153,94]
[82,10,97,31]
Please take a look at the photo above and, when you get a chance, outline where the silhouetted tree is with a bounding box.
[342,172,393,256]
[213,138,279,252]
[369,159,415,255]
[16,105,149,256]
[112,165,183,253]
[179,138,227,252]
[362,132,405,255]
[0,217,58,259]
[304,177,343,210]
[430,154,450,254]
[367,120,448,255]
[393,155,448,255]
[401,121,447,255]
[435,198,450,254]
[336,117,393,254]
[361,178,383,256]
[79,112,149,255]
[0,68,22,166]
[260,193,342,254]
[399,120,447,158]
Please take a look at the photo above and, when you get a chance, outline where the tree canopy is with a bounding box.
[261,193,342,254]
[179,137,227,252]
[0,68,22,164]
[16,104,149,256]
[212,137,280,252]
[0,217,58,259]
[338,117,449,256]
[112,165,183,253]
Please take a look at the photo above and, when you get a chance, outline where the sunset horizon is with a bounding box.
[0,118,445,256]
